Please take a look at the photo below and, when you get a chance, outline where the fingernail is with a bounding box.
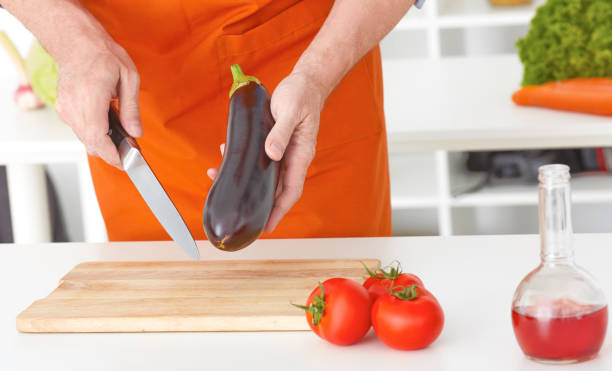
[269,142,283,160]
[206,168,218,180]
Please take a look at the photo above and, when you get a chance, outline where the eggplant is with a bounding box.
[203,64,279,251]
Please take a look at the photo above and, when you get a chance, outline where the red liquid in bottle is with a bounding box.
[512,302,608,363]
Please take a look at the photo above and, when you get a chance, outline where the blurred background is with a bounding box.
[2,0,611,243]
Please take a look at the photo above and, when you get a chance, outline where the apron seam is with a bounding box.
[362,47,387,130]
[218,16,324,58]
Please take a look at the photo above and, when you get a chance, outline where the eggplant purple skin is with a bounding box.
[203,82,279,251]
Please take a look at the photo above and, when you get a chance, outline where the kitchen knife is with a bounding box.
[107,106,200,260]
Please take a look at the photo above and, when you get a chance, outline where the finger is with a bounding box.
[118,66,142,138]
[220,143,225,156]
[207,168,219,180]
[274,173,284,199]
[56,96,99,159]
[54,95,77,129]
[264,148,313,233]
[96,135,122,169]
[82,90,122,168]
[265,187,297,234]
[54,99,66,120]
[265,113,297,161]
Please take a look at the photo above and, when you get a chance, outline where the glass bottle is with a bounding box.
[511,164,608,364]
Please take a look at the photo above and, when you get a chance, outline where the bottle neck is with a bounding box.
[539,179,574,264]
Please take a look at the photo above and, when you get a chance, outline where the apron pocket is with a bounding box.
[217,0,332,58]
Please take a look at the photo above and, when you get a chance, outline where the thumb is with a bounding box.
[119,69,143,138]
[265,113,297,161]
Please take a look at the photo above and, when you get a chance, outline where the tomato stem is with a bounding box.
[388,284,420,301]
[362,260,402,280]
[292,282,326,326]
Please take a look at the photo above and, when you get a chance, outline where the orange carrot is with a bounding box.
[512,78,612,116]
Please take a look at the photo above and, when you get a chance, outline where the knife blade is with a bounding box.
[107,106,200,260]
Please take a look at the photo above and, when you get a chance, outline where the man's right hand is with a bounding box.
[54,37,142,168]
[3,0,142,169]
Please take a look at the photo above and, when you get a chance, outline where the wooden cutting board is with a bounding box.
[17,259,379,333]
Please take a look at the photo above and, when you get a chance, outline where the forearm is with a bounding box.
[2,0,110,65]
[293,0,415,100]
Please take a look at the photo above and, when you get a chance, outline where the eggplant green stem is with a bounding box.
[0,31,28,83]
[229,64,260,98]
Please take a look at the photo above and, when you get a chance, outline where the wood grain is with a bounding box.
[17,258,379,333]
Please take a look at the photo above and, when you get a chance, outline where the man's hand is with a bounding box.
[54,35,142,168]
[207,70,326,233]
[263,71,325,232]
[3,0,142,169]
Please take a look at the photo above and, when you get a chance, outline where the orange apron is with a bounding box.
[81,0,391,241]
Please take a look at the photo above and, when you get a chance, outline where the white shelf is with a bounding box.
[396,10,534,30]
[0,77,84,164]
[389,152,439,208]
[452,173,612,207]
[437,12,533,28]
[438,0,543,17]
[383,55,612,152]
[395,0,542,30]
[437,0,543,27]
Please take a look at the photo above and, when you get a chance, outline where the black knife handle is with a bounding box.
[108,106,131,148]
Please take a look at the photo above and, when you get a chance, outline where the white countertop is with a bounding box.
[2,235,612,371]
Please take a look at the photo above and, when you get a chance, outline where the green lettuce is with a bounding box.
[517,0,612,86]
[24,41,58,106]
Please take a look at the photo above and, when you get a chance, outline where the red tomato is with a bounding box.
[297,278,372,346]
[362,262,423,301]
[372,284,444,350]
